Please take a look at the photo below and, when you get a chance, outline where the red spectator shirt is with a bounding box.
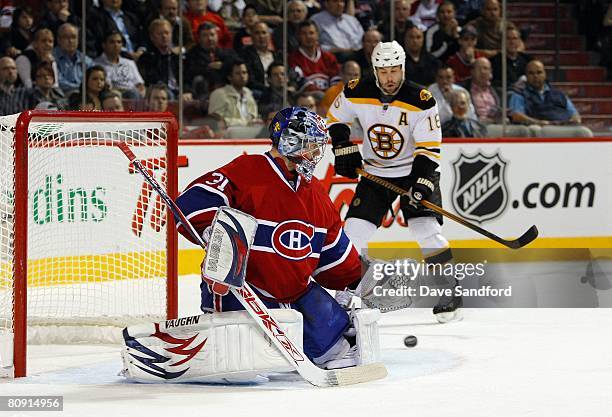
[184,10,233,49]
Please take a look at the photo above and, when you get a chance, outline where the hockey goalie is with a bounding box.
[120,107,413,384]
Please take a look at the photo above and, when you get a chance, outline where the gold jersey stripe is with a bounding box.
[415,141,441,148]
[414,149,441,159]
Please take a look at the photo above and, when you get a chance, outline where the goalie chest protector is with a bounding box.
[180,152,360,303]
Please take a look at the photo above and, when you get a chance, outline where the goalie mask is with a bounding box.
[371,40,406,94]
[269,106,328,182]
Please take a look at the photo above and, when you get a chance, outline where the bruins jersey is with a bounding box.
[327,78,441,178]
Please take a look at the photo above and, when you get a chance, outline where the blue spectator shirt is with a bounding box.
[53,47,93,92]
[509,83,577,117]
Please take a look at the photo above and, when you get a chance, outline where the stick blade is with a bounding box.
[326,363,388,386]
[506,225,539,249]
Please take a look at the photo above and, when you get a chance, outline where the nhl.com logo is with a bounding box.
[451,151,509,223]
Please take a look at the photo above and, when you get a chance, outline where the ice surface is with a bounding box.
[2,275,612,417]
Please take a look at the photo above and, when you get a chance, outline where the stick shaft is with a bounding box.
[356,168,537,249]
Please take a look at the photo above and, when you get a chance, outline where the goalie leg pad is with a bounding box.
[200,281,350,363]
[120,310,303,383]
[353,309,382,365]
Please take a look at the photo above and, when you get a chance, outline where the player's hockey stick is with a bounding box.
[356,168,538,249]
[117,142,387,387]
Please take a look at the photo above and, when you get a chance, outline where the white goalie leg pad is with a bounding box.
[120,310,303,383]
[353,309,382,365]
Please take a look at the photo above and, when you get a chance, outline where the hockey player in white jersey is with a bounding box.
[327,41,461,322]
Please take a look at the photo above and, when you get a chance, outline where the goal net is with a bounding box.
[0,111,178,377]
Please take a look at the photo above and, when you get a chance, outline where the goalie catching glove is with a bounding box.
[330,124,362,179]
[337,256,423,313]
[406,155,438,208]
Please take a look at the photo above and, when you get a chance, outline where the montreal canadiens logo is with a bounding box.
[271,220,315,260]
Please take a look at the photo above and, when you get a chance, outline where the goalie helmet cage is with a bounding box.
[1,111,179,378]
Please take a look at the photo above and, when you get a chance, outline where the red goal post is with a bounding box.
[2,110,179,377]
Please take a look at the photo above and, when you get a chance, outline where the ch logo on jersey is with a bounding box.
[367,124,404,159]
[271,220,315,260]
[452,151,509,223]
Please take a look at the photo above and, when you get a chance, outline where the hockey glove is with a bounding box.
[407,155,437,208]
[330,123,362,179]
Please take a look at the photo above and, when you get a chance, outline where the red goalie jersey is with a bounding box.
[176,152,362,303]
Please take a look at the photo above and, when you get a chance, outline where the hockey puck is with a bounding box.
[404,335,418,348]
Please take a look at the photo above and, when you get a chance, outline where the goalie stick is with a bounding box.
[356,168,538,249]
[117,142,387,387]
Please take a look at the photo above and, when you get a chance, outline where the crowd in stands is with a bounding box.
[0,0,597,137]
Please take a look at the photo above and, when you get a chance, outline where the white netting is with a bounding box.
[0,113,175,363]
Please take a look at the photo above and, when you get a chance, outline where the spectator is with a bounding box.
[272,0,308,51]
[446,25,484,82]
[94,31,146,99]
[602,4,612,80]
[319,60,360,116]
[442,89,487,137]
[258,62,289,119]
[38,0,81,36]
[303,0,322,16]
[425,1,460,62]
[138,19,189,99]
[490,27,532,89]
[0,57,36,115]
[240,22,281,97]
[67,92,96,110]
[289,20,340,96]
[185,22,238,97]
[32,62,66,110]
[248,0,285,26]
[101,89,124,111]
[451,0,483,25]
[352,28,382,81]
[289,21,341,96]
[2,7,35,58]
[295,91,317,112]
[509,60,592,137]
[380,0,413,44]
[428,65,476,124]
[460,57,501,123]
[233,4,260,51]
[184,0,232,49]
[410,0,443,30]
[145,83,170,112]
[16,28,59,90]
[86,0,145,59]
[215,0,247,30]
[467,0,517,57]
[208,59,260,127]
[68,65,108,110]
[350,0,381,30]
[54,23,92,95]
[157,0,195,53]
[310,0,364,59]
[404,24,440,86]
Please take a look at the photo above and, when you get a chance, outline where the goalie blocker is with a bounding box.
[120,309,382,383]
